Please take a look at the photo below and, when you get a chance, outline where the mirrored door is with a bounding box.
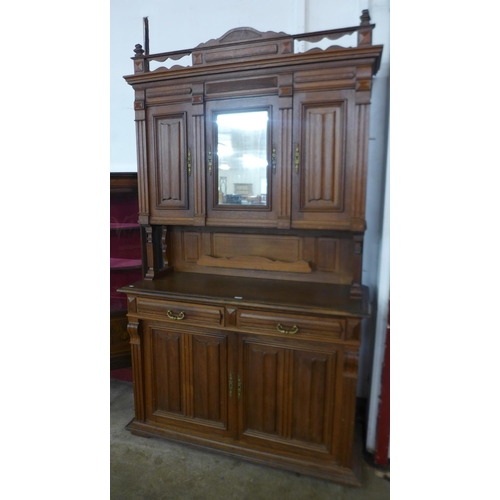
[206,95,281,227]
[216,110,269,207]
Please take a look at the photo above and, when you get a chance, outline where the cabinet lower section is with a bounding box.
[120,274,368,486]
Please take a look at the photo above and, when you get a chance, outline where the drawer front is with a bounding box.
[236,309,344,340]
[136,298,224,327]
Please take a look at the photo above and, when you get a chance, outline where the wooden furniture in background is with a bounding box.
[119,11,382,486]
[110,173,144,369]
[375,299,390,466]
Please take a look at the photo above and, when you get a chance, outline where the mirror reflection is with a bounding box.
[216,110,269,206]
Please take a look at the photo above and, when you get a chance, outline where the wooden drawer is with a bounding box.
[135,298,224,327]
[236,309,344,340]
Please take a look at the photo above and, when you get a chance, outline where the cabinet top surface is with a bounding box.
[119,273,370,318]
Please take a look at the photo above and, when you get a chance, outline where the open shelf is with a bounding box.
[110,222,140,230]
[111,257,143,270]
[110,172,144,370]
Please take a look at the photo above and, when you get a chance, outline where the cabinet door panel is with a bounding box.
[147,103,195,223]
[239,335,338,458]
[292,90,355,230]
[192,334,227,423]
[291,350,334,446]
[301,103,344,211]
[151,329,183,415]
[156,115,187,207]
[243,342,285,436]
[144,322,232,437]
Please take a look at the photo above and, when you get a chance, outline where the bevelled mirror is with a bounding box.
[215,110,270,207]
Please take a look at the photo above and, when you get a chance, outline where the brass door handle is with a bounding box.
[167,310,185,321]
[294,144,300,173]
[276,323,299,335]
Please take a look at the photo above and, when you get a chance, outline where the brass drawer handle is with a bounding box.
[167,310,185,321]
[276,323,298,335]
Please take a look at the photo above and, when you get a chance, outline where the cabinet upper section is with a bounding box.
[124,11,383,231]
[125,10,382,83]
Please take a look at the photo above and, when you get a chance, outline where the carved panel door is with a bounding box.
[237,334,341,460]
[291,90,355,230]
[142,321,235,438]
[147,102,201,224]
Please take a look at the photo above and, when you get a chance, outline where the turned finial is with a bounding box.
[360,9,371,25]
[134,44,145,56]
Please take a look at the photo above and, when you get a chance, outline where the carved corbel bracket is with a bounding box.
[144,225,174,280]
[127,317,140,345]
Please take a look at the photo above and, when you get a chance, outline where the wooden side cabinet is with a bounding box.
[119,10,382,486]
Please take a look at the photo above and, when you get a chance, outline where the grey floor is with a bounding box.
[111,378,390,499]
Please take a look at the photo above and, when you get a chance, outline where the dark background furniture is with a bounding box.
[110,173,144,370]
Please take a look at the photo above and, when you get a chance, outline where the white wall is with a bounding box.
[110,0,390,404]
[366,126,390,452]
[357,0,390,398]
